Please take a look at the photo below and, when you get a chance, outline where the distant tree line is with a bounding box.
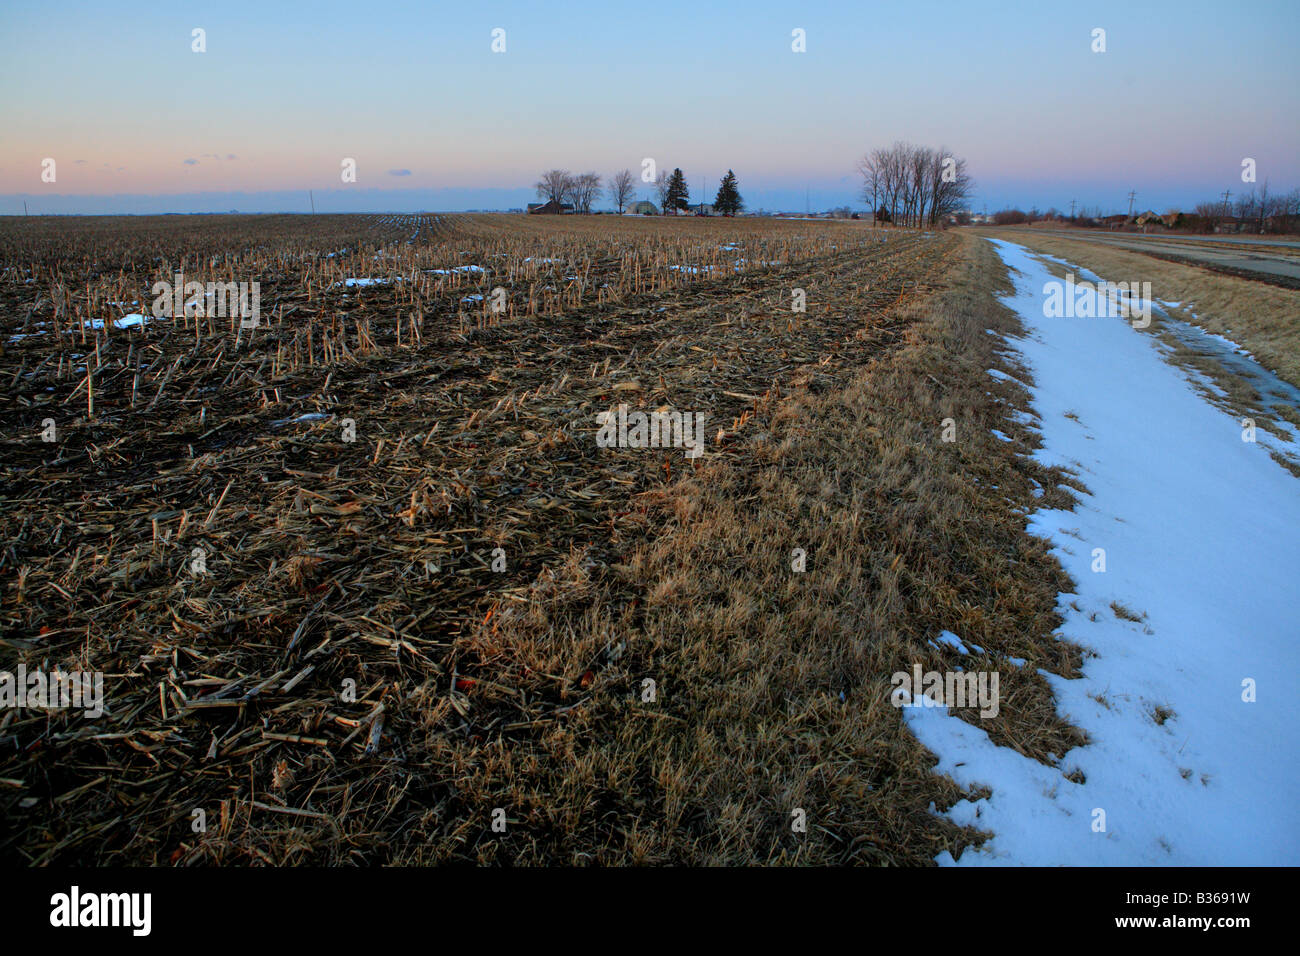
[857,142,974,227]
[534,167,744,215]
[1190,185,1300,235]
[987,184,1300,235]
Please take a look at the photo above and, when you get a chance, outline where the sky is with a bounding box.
[1,0,1297,215]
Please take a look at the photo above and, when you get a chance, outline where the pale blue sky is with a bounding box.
[1,0,1296,213]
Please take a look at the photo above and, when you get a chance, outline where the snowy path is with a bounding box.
[905,238,1300,865]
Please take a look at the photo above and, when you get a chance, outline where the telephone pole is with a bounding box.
[1127,190,1136,220]
[1220,189,1231,214]
[309,190,316,214]
[1069,198,1077,220]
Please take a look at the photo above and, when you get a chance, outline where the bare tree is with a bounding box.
[1234,188,1257,227]
[858,151,883,225]
[568,171,602,214]
[929,149,974,226]
[908,144,931,228]
[535,169,573,207]
[1278,189,1300,233]
[885,144,906,224]
[653,170,670,212]
[1193,201,1221,232]
[608,169,635,214]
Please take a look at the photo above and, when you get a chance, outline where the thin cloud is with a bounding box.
[388,168,412,177]
[184,158,199,165]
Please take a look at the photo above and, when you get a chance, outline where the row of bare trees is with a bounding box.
[534,170,602,213]
[535,169,645,214]
[1192,184,1300,234]
[857,142,974,227]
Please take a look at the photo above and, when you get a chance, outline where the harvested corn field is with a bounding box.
[1,213,1034,864]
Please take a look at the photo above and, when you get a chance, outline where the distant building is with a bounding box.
[630,200,659,215]
[527,200,574,214]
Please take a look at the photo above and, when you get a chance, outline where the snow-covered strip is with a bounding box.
[906,238,1300,866]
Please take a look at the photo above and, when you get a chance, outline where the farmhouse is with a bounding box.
[527,200,574,214]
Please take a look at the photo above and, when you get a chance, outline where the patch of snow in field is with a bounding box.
[339,278,392,288]
[1006,408,1038,428]
[271,412,330,427]
[427,265,486,275]
[905,238,1300,866]
[933,631,970,655]
[72,313,155,331]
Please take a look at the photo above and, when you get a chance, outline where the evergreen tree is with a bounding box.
[714,170,744,216]
[665,168,690,213]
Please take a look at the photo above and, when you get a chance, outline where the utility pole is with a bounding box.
[1069,198,1077,220]
[309,190,316,214]
[23,200,28,217]
[1127,190,1136,220]
[1220,189,1231,215]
